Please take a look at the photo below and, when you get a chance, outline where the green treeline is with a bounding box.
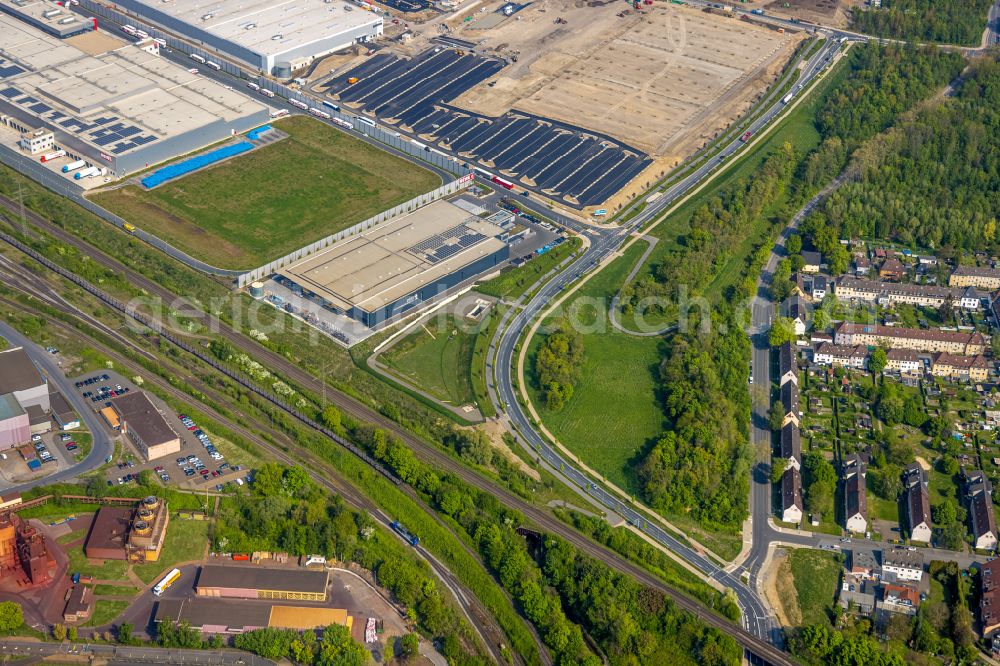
[349,424,743,666]
[620,142,798,321]
[535,320,585,411]
[851,0,993,47]
[810,53,1000,259]
[212,464,488,663]
[638,319,752,528]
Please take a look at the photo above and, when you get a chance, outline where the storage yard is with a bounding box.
[91,116,441,269]
[324,0,797,207]
[0,13,269,178]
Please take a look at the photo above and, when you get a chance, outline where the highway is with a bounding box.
[487,36,841,650]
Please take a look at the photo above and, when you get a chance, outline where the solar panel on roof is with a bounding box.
[30,103,51,113]
[0,87,19,98]
[0,66,24,79]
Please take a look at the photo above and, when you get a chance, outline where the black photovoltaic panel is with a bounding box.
[29,103,51,114]
[0,65,24,79]
[0,87,19,98]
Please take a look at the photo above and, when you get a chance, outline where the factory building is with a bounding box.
[0,347,49,412]
[0,0,96,38]
[84,496,170,562]
[0,512,54,585]
[276,199,511,328]
[0,394,30,449]
[0,13,269,177]
[110,392,180,461]
[195,564,329,601]
[104,0,383,76]
[155,597,352,635]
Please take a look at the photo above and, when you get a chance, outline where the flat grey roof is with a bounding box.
[0,14,267,158]
[110,392,177,446]
[155,597,271,629]
[196,564,328,593]
[0,347,45,394]
[123,0,381,59]
[0,0,88,36]
[279,199,508,314]
[48,391,75,422]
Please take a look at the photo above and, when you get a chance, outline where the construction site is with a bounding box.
[320,0,801,209]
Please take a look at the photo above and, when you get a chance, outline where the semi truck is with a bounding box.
[781,92,794,104]
[289,99,309,110]
[40,150,66,162]
[74,166,100,180]
[153,568,181,596]
[61,160,86,173]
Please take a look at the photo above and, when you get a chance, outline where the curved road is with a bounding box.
[488,37,843,648]
[0,321,115,493]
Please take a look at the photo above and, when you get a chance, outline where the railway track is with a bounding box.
[0,278,519,665]
[0,199,794,665]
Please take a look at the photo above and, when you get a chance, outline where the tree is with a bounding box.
[870,465,903,500]
[769,401,787,431]
[869,346,887,381]
[319,405,342,432]
[52,623,66,640]
[768,317,798,346]
[536,320,585,413]
[933,500,958,525]
[137,469,155,487]
[806,479,835,520]
[786,234,803,256]
[812,307,830,331]
[117,622,133,644]
[400,632,420,660]
[85,476,104,498]
[939,456,959,476]
[771,457,788,484]
[0,602,23,632]
[67,626,77,641]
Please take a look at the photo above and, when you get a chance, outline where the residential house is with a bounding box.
[812,275,828,300]
[834,277,981,310]
[781,381,800,428]
[779,343,798,386]
[904,463,932,544]
[788,299,808,336]
[840,574,877,615]
[879,258,906,281]
[780,422,801,471]
[854,256,872,276]
[833,322,987,355]
[950,265,1000,291]
[981,558,1000,638]
[885,349,920,375]
[849,548,879,579]
[795,273,827,302]
[781,467,803,524]
[964,469,998,551]
[802,251,822,273]
[882,548,924,583]
[813,343,867,369]
[878,583,921,616]
[843,454,868,534]
[931,353,991,382]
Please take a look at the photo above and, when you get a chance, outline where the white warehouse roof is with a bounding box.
[124,0,381,59]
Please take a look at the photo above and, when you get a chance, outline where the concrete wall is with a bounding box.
[0,414,30,449]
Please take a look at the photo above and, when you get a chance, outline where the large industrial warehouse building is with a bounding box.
[0,13,269,176]
[195,564,329,601]
[276,199,511,327]
[0,0,95,38]
[104,0,383,75]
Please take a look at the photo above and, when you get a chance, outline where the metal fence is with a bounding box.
[237,174,475,288]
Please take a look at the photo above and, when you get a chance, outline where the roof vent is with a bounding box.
[201,13,214,20]
[272,34,282,40]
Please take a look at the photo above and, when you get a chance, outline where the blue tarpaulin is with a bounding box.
[246,125,272,140]
[141,141,254,188]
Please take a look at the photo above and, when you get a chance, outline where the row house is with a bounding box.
[950,265,1000,291]
[843,454,869,534]
[779,343,798,386]
[881,548,924,583]
[834,277,982,310]
[930,353,991,382]
[833,322,987,355]
[964,469,999,551]
[781,422,801,472]
[903,463,932,543]
[813,343,867,369]
[781,467,803,524]
[981,559,1000,639]
[886,349,921,374]
[781,381,800,428]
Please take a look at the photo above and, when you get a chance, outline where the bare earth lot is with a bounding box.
[453,1,798,167]
[761,0,860,28]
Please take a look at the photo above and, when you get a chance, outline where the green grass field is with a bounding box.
[132,517,210,584]
[527,242,665,494]
[477,237,582,300]
[84,599,130,627]
[789,548,841,627]
[91,116,441,269]
[381,316,477,407]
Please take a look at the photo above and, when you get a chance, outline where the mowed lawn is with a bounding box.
[788,548,841,627]
[381,316,477,406]
[529,242,665,493]
[132,517,209,584]
[92,116,441,269]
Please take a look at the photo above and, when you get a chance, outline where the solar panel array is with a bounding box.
[325,48,651,208]
[407,222,488,264]
[0,84,158,155]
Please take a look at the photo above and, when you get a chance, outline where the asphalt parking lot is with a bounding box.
[69,371,251,492]
[324,48,651,206]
